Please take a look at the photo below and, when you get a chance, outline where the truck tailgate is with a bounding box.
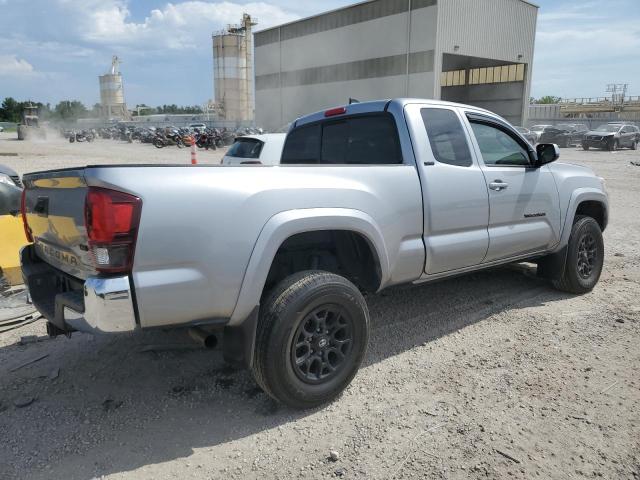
[22,169,97,279]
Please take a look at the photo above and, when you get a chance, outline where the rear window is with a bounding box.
[281,113,402,165]
[226,138,264,159]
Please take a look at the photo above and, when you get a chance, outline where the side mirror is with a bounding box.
[535,143,560,167]
[0,181,22,216]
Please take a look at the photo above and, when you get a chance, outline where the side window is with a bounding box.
[470,122,531,166]
[281,124,321,164]
[421,108,472,167]
[282,114,402,165]
[339,115,401,165]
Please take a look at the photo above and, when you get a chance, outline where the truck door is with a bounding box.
[404,104,489,275]
[465,113,561,262]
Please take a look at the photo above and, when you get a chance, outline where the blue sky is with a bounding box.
[1,0,639,107]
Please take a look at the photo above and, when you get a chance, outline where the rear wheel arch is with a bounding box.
[263,229,383,298]
[233,210,389,322]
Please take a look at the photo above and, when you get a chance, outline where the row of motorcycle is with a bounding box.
[62,126,265,149]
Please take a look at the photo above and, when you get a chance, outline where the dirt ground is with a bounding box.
[0,133,639,480]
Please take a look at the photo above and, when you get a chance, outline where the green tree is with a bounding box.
[0,97,22,122]
[53,100,88,121]
[534,96,562,104]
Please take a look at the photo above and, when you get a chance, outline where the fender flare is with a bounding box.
[229,208,390,326]
[558,188,608,249]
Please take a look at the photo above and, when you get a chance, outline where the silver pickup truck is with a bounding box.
[5,99,608,408]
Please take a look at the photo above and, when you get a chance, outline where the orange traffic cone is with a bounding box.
[190,137,197,165]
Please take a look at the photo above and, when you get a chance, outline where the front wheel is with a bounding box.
[153,138,164,149]
[552,216,604,294]
[631,140,637,150]
[608,139,618,151]
[252,271,369,409]
[582,143,589,151]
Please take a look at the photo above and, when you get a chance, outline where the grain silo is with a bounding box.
[99,56,129,120]
[213,14,256,123]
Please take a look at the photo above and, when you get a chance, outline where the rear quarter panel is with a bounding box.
[85,164,423,328]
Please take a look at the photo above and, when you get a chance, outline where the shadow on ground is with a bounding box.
[0,265,572,479]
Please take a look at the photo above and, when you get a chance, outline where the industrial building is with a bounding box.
[213,14,257,123]
[255,0,537,131]
[98,56,129,120]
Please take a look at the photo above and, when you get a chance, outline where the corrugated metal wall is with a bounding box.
[436,0,536,64]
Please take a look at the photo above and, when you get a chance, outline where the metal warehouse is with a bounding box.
[254,0,537,131]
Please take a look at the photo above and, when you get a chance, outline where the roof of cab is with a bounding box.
[293,98,498,128]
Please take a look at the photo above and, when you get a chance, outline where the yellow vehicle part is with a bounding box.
[0,215,28,285]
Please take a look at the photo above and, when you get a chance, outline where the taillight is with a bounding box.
[84,187,142,274]
[20,188,33,242]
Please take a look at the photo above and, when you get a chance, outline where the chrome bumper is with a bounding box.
[64,276,137,334]
[21,245,137,334]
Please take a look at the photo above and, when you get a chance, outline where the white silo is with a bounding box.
[99,56,129,120]
[213,14,256,123]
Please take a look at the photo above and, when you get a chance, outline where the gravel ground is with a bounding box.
[0,133,639,479]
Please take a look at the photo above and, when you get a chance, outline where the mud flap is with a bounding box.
[222,306,259,368]
[536,245,568,281]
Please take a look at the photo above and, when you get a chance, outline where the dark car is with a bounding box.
[583,123,639,151]
[539,123,589,148]
[515,126,537,146]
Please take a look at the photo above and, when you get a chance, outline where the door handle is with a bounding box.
[489,181,509,191]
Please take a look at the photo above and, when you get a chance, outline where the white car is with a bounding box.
[189,123,207,132]
[222,134,286,165]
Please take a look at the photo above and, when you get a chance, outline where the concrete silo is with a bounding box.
[99,56,129,120]
[213,14,256,124]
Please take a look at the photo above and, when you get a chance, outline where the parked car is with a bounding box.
[8,99,608,409]
[529,124,553,142]
[222,134,286,165]
[515,126,537,146]
[189,123,207,132]
[582,124,639,151]
[0,164,22,216]
[539,123,589,148]
[0,164,22,188]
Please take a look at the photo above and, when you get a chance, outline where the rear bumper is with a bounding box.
[20,245,137,334]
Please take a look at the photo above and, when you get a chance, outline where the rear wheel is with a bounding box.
[631,140,637,150]
[552,216,604,294]
[252,271,369,409]
[582,143,589,151]
[608,139,618,151]
[153,138,164,149]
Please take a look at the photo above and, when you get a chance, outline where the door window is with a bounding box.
[421,108,473,167]
[470,122,531,166]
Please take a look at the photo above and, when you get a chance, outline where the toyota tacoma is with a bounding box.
[3,99,608,408]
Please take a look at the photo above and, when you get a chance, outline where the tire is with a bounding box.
[252,271,369,409]
[552,215,604,294]
[608,139,618,151]
[153,138,164,149]
[631,140,637,150]
[69,136,75,143]
[582,143,589,151]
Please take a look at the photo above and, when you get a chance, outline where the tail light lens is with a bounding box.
[20,188,33,242]
[85,187,142,274]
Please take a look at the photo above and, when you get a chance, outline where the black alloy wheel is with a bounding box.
[291,305,354,384]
